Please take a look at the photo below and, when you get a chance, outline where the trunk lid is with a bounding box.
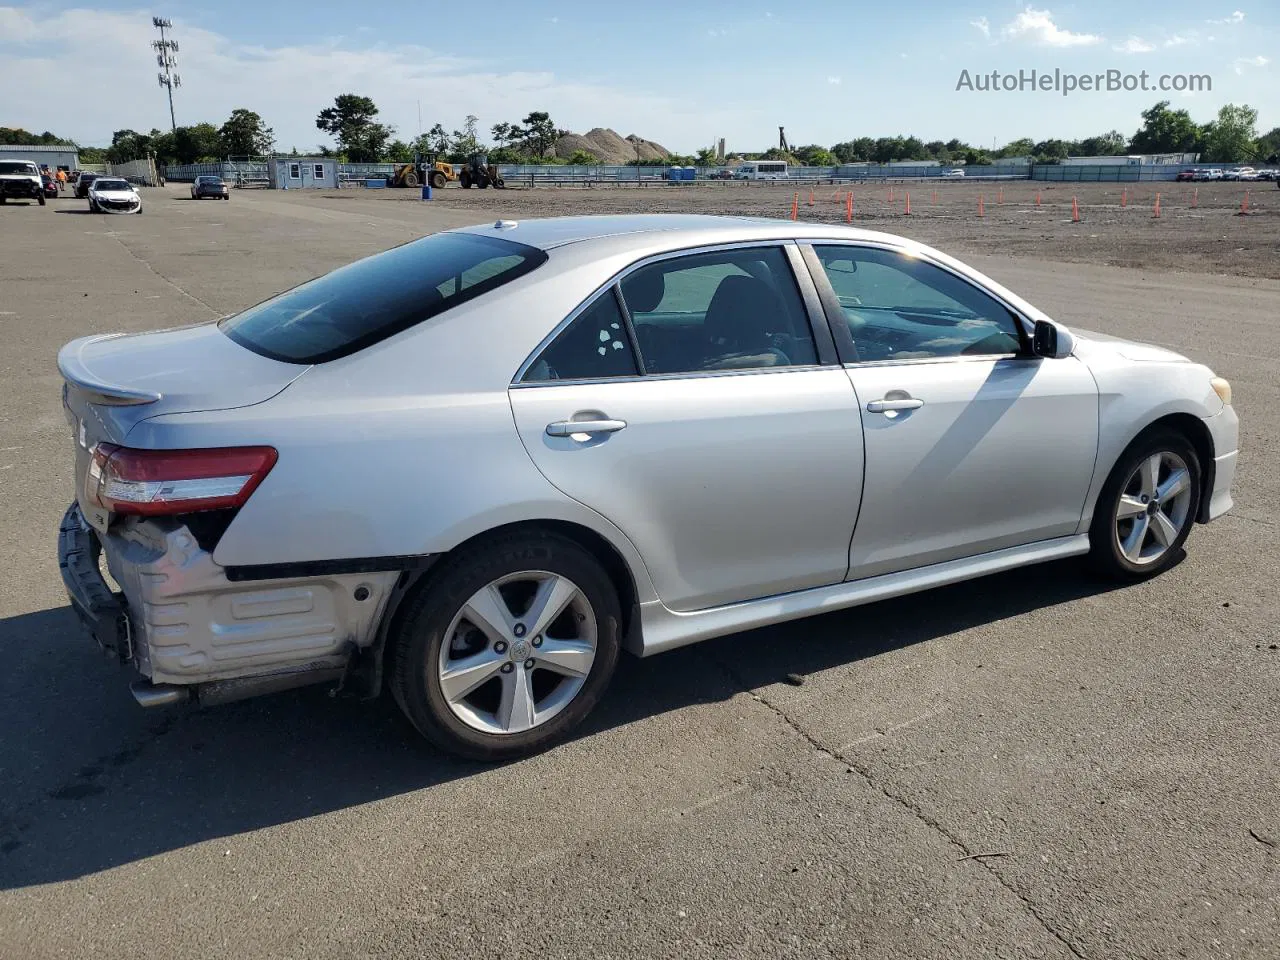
[59,322,307,529]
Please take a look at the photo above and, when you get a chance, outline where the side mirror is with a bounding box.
[1032,319,1074,359]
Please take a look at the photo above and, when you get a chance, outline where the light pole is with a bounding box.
[152,17,180,135]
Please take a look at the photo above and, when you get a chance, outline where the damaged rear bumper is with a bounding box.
[57,502,399,705]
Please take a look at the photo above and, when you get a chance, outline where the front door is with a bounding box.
[509,244,864,612]
[806,244,1099,580]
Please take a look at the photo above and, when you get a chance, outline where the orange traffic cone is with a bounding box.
[932,189,938,205]
[1072,196,1080,222]
[1153,193,1161,218]
[791,192,798,221]
[846,191,853,223]
[978,195,985,217]
[1192,187,1198,209]
[1121,188,1127,208]
[808,189,815,206]
[997,186,1004,205]
[1240,190,1250,214]
[1036,191,1042,207]
[904,192,911,215]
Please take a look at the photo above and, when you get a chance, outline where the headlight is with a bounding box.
[1210,377,1232,405]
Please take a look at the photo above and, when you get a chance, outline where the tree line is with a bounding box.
[8,98,1276,168]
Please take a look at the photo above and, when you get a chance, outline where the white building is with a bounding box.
[0,143,79,172]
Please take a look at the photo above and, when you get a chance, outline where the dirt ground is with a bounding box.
[363,179,1280,280]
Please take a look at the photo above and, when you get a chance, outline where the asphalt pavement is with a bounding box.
[0,186,1276,960]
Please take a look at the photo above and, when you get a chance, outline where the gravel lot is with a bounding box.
[0,185,1277,960]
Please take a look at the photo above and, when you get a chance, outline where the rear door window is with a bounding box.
[220,233,547,363]
[618,246,818,375]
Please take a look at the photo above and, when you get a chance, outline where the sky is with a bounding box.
[1,2,1275,154]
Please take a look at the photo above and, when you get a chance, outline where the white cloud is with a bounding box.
[1233,54,1269,73]
[1207,11,1244,24]
[899,52,908,59]
[0,6,705,150]
[970,16,991,38]
[1000,6,1103,47]
[827,76,841,85]
[1164,34,1192,47]
[1114,36,1154,53]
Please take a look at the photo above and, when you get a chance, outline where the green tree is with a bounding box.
[996,137,1035,158]
[566,149,598,165]
[451,115,481,158]
[423,123,451,156]
[1129,101,1201,154]
[1257,126,1280,164]
[384,139,414,163]
[796,144,837,166]
[316,94,393,163]
[106,129,154,163]
[1076,130,1127,156]
[173,123,220,164]
[218,108,274,156]
[1200,103,1258,162]
[520,111,557,157]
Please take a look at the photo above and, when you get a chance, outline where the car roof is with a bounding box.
[448,214,919,254]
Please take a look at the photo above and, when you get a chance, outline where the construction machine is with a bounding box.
[458,154,504,189]
[388,155,455,189]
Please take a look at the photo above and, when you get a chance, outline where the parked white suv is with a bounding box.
[0,158,47,206]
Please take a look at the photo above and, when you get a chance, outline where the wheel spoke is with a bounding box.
[1158,468,1189,502]
[523,575,581,641]
[439,648,505,703]
[1121,515,1149,561]
[1139,454,1162,499]
[1116,494,1147,520]
[496,667,537,733]
[461,584,515,646]
[1150,509,1179,547]
[535,638,594,678]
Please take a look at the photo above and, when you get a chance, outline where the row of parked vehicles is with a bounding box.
[0,163,145,212]
[1175,167,1279,182]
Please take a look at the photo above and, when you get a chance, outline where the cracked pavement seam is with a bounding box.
[712,654,1090,960]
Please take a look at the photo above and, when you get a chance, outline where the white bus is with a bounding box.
[734,161,788,180]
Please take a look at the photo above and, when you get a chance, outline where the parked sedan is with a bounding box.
[1175,169,1197,182]
[73,172,100,198]
[87,177,141,214]
[57,216,1238,759]
[191,175,230,200]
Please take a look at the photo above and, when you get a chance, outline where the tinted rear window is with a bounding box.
[220,232,547,363]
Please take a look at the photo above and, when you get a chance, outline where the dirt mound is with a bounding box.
[551,127,670,163]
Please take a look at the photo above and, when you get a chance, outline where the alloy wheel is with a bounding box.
[436,571,597,735]
[1114,451,1193,565]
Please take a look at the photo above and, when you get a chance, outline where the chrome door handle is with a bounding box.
[866,398,924,413]
[546,419,628,437]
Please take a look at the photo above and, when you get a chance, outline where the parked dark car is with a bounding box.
[74,172,101,198]
[191,175,230,200]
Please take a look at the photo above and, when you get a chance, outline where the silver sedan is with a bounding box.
[57,215,1238,759]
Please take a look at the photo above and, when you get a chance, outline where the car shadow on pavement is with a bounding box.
[0,556,1133,889]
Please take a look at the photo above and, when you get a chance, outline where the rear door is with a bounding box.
[509,242,863,613]
[804,242,1099,580]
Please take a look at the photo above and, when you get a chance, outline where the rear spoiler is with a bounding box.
[57,335,160,406]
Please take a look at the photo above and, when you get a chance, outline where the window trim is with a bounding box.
[288,163,301,180]
[512,239,839,387]
[798,240,1034,366]
[313,163,325,180]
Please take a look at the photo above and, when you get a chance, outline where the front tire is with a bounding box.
[1089,428,1201,581]
[391,532,622,761]
[37,192,46,206]
[430,170,447,189]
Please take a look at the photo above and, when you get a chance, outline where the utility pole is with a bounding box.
[152,17,180,134]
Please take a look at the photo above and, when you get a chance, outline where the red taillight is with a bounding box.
[86,444,277,516]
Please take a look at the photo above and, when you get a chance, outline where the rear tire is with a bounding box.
[1089,428,1201,581]
[391,532,622,761]
[404,172,419,188]
[37,193,46,206]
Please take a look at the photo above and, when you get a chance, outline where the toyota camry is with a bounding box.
[57,215,1238,759]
